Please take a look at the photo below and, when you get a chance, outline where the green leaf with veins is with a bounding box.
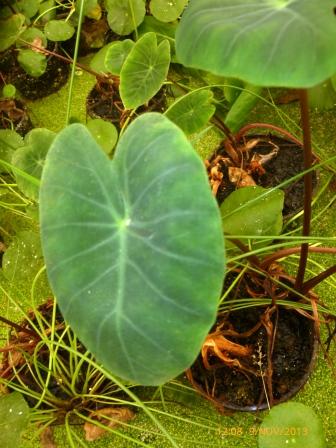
[138,16,177,60]
[90,42,116,74]
[176,0,336,88]
[105,40,134,75]
[105,0,145,35]
[39,114,225,385]
[120,32,170,109]
[165,90,216,135]
[12,128,55,200]
[150,0,188,23]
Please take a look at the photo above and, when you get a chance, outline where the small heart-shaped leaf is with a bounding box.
[105,0,145,36]
[90,42,116,74]
[120,32,170,109]
[105,39,134,76]
[40,113,225,385]
[165,89,216,134]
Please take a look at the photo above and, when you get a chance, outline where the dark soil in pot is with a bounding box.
[86,79,167,130]
[1,46,69,100]
[0,98,33,135]
[188,306,317,411]
[187,271,318,412]
[209,134,318,217]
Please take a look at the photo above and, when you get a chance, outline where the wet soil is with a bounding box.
[86,80,167,130]
[213,135,318,217]
[0,46,69,100]
[0,98,33,135]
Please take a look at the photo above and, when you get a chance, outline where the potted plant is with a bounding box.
[174,0,336,409]
[0,1,335,445]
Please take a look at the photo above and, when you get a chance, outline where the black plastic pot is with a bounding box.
[187,293,319,412]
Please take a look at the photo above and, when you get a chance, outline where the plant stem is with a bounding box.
[211,115,237,146]
[302,265,336,294]
[261,246,336,269]
[65,0,86,125]
[0,315,38,337]
[17,39,108,80]
[235,122,303,146]
[294,89,313,291]
[225,235,261,268]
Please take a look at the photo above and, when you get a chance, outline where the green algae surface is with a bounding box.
[0,77,335,448]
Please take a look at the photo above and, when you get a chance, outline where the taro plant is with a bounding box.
[39,113,225,386]
[175,0,336,291]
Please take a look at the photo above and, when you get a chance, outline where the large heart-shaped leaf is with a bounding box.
[120,32,170,109]
[40,113,225,385]
[176,0,336,88]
